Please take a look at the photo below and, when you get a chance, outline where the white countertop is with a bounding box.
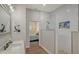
[0,40,25,54]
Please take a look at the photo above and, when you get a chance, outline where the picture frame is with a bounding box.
[59,21,70,29]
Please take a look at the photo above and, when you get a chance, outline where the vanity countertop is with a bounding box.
[0,40,25,54]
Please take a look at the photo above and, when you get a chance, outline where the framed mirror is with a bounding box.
[0,5,11,34]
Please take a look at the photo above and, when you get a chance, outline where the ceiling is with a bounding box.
[26,4,63,12]
[14,4,63,12]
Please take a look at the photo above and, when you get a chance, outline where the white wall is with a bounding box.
[11,5,28,48]
[55,4,78,53]
[40,30,55,53]
[39,12,55,53]
[27,9,40,22]
[72,5,79,54]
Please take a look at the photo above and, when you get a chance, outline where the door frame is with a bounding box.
[29,21,40,47]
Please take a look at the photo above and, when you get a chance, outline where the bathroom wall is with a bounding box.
[39,12,56,53]
[55,4,78,53]
[40,4,79,54]
[11,5,27,48]
[27,9,40,22]
[72,5,79,54]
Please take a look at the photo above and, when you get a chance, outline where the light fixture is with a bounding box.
[43,4,46,6]
[10,6,14,12]
[8,4,14,12]
[8,4,11,6]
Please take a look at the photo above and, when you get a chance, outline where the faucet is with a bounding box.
[0,24,6,32]
[14,25,20,32]
[4,40,13,50]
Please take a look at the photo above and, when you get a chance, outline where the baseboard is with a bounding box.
[39,44,52,54]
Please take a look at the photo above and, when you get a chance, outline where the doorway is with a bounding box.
[26,21,47,54]
[29,21,40,47]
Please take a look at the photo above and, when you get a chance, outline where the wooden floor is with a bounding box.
[26,41,47,54]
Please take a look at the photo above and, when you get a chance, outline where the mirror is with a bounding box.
[0,5,10,34]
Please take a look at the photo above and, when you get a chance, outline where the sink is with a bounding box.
[0,40,25,54]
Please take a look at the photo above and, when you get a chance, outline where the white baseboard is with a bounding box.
[39,44,52,54]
